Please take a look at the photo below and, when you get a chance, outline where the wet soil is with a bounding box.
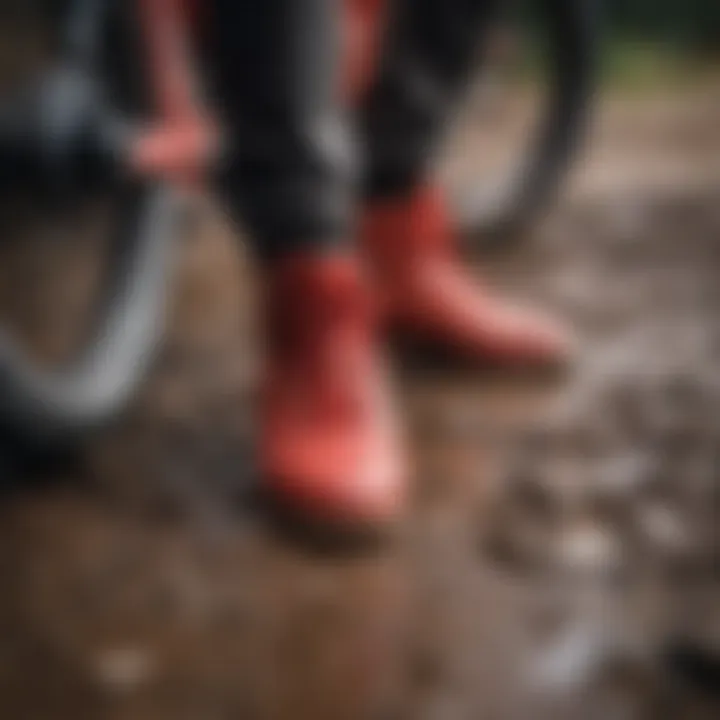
[0,88,719,719]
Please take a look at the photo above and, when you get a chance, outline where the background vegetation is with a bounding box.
[606,0,720,54]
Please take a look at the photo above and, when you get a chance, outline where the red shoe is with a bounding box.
[361,186,572,369]
[260,253,406,530]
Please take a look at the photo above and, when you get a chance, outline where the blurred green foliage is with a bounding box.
[606,0,720,53]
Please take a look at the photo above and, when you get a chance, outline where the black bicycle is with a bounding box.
[0,0,598,454]
[455,0,598,247]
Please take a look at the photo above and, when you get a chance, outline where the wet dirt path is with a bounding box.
[0,89,719,719]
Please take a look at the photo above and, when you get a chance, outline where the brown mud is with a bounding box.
[0,86,719,719]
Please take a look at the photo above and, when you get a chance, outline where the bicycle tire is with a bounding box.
[457,0,599,249]
[0,1,180,449]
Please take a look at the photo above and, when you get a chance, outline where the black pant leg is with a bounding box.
[209,0,355,260]
[361,0,497,199]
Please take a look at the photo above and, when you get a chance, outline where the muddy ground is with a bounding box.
[0,84,719,720]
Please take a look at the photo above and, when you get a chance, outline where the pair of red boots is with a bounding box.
[261,186,570,530]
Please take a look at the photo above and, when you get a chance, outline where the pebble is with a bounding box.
[528,621,611,693]
[636,503,691,557]
[590,453,655,505]
[553,520,623,575]
[94,647,156,694]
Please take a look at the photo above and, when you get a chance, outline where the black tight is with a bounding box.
[208,0,495,260]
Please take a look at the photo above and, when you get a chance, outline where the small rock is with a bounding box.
[529,621,610,693]
[637,503,691,557]
[553,520,623,575]
[94,647,155,693]
[592,453,653,501]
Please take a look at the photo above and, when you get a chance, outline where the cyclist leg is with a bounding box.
[362,0,496,197]
[359,0,572,368]
[206,0,406,529]
[209,0,352,260]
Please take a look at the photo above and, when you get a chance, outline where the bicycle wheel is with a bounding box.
[449,0,598,249]
[0,1,180,450]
